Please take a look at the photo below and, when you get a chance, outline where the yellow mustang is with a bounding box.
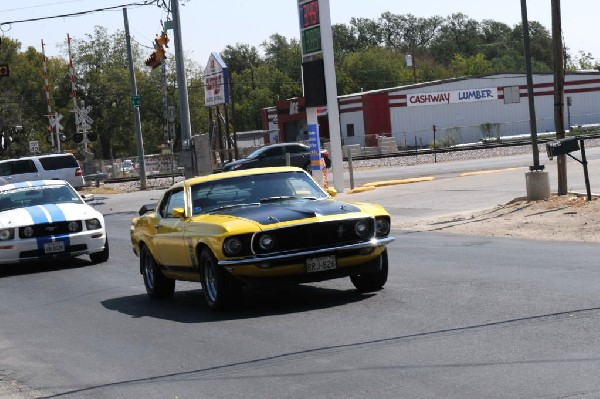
[130,167,394,309]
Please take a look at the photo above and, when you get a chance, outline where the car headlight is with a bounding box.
[354,221,371,238]
[258,234,275,251]
[21,226,34,238]
[0,228,14,241]
[68,221,81,232]
[375,216,391,237]
[86,218,102,230]
[223,237,243,256]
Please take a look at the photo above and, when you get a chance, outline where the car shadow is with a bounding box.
[101,284,375,322]
[0,257,92,277]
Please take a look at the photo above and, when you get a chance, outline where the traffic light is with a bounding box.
[73,133,84,143]
[155,32,169,48]
[145,32,168,70]
[86,131,97,142]
[145,52,159,69]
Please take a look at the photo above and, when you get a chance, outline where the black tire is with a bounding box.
[350,249,388,293]
[90,238,109,264]
[200,248,240,310]
[303,162,312,174]
[141,245,175,299]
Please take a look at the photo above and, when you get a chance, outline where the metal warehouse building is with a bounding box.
[261,72,600,149]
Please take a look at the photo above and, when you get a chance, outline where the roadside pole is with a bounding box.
[171,0,195,178]
[123,7,147,189]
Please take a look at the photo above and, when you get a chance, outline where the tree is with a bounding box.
[221,43,262,75]
[262,34,302,83]
[451,53,494,76]
[340,47,407,93]
[430,13,481,65]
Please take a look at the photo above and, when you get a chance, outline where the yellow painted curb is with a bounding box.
[363,176,435,187]
[460,167,524,177]
[346,186,377,194]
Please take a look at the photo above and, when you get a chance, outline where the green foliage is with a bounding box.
[340,47,407,93]
[451,53,494,76]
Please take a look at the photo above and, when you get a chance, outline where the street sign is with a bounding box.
[131,95,141,107]
[29,140,40,154]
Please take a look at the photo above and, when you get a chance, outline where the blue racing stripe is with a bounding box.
[25,204,71,255]
[41,204,66,222]
[26,206,49,224]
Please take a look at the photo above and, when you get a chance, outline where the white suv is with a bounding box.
[0,154,85,189]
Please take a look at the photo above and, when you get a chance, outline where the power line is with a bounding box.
[0,1,154,27]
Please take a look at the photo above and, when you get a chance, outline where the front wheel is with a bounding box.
[350,249,388,293]
[90,238,109,264]
[200,248,240,310]
[141,245,175,299]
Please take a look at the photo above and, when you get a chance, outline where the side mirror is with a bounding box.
[81,194,95,202]
[138,203,156,216]
[171,208,185,218]
[546,137,580,160]
[326,187,337,197]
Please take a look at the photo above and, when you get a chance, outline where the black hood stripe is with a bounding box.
[213,200,360,225]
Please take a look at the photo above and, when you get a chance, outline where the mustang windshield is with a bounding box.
[190,171,328,215]
[0,184,83,211]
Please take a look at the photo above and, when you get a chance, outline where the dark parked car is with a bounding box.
[222,143,331,173]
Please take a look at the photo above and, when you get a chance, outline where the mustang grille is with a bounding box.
[19,221,82,239]
[252,218,374,255]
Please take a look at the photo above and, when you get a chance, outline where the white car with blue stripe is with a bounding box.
[0,180,108,264]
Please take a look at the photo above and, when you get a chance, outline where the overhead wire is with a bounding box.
[0,1,156,29]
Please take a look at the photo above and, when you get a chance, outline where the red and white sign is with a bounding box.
[407,88,498,107]
[204,52,230,106]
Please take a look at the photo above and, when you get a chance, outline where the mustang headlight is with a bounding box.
[0,228,14,241]
[223,237,243,256]
[86,218,102,230]
[258,234,275,251]
[21,226,34,238]
[354,221,371,238]
[375,216,391,237]
[68,221,81,232]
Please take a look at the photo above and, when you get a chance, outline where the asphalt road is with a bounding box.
[2,153,600,398]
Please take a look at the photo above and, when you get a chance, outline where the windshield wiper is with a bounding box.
[259,196,296,203]
[204,203,260,213]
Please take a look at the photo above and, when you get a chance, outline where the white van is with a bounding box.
[0,154,85,189]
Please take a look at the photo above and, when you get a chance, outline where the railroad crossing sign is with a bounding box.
[49,112,63,132]
[74,105,93,133]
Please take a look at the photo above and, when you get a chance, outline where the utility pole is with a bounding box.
[521,0,541,170]
[552,0,567,195]
[171,0,195,178]
[123,7,147,190]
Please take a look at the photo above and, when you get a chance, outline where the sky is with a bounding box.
[0,0,598,68]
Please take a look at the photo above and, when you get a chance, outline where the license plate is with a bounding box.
[44,241,65,254]
[306,255,336,273]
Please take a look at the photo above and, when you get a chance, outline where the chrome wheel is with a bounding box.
[141,245,175,299]
[200,248,241,309]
